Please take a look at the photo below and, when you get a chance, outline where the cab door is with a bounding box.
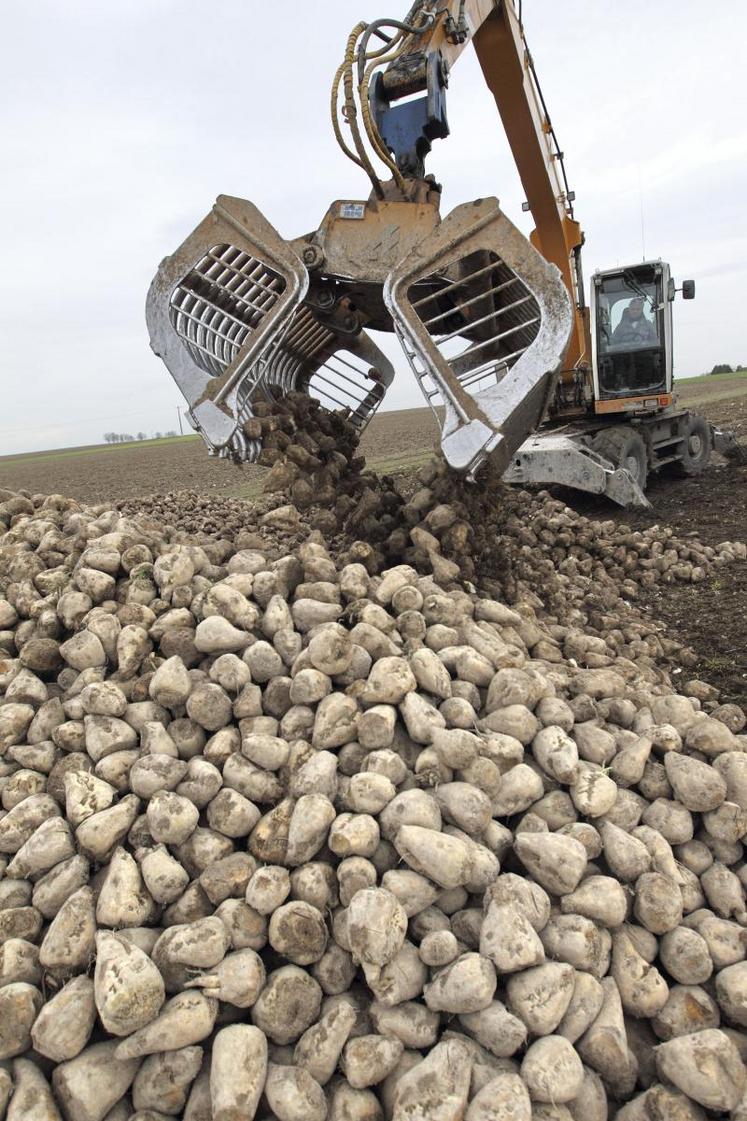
[591,263,672,404]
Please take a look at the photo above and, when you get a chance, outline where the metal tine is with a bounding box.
[173,329,227,368]
[421,275,521,330]
[432,293,535,345]
[326,351,370,376]
[214,313,250,364]
[411,258,505,309]
[180,275,279,325]
[284,321,330,364]
[204,248,257,292]
[309,373,354,410]
[172,309,243,375]
[455,317,540,361]
[286,307,328,350]
[211,282,278,321]
[459,359,515,390]
[395,325,472,424]
[283,321,321,359]
[315,380,357,409]
[197,270,281,329]
[297,319,332,356]
[322,359,372,393]
[457,344,529,387]
[286,323,330,366]
[172,299,252,347]
[199,266,271,316]
[176,297,215,354]
[204,250,284,302]
[244,314,299,398]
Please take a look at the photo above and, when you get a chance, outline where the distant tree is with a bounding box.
[136,431,147,441]
[154,431,163,439]
[165,430,178,438]
[711,363,733,375]
[103,432,116,444]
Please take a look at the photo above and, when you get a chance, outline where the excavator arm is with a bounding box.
[146,0,584,478]
[372,0,588,372]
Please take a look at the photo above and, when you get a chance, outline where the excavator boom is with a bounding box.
[147,0,579,478]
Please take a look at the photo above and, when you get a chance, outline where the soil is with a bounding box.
[2,380,745,709]
[555,454,747,711]
[643,561,747,709]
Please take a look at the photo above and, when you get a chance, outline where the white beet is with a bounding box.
[30,975,96,1061]
[520,1035,584,1102]
[94,930,165,1036]
[2,471,747,1120]
[52,1039,141,1121]
[211,1023,268,1121]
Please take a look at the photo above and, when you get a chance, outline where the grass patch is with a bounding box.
[677,385,747,407]
[226,478,265,501]
[676,368,747,386]
[366,448,432,475]
[702,655,734,671]
[225,447,431,504]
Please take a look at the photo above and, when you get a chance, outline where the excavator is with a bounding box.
[146,0,722,509]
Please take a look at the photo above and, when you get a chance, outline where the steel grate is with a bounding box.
[169,244,288,379]
[169,246,384,452]
[400,251,541,409]
[254,306,387,431]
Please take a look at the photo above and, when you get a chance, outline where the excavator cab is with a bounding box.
[591,262,695,407]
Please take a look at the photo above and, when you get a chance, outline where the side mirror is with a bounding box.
[682,279,696,299]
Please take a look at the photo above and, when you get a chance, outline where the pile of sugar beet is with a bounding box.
[1,395,747,1121]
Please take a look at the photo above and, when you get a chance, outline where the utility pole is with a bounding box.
[176,407,184,436]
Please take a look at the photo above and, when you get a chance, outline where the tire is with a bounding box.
[674,413,711,476]
[591,426,648,491]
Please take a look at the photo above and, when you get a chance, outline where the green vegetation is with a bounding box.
[703,655,733,671]
[227,446,431,502]
[228,479,264,501]
[675,367,747,386]
[366,448,433,476]
[673,369,747,408]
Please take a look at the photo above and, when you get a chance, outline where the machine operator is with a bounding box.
[612,297,657,346]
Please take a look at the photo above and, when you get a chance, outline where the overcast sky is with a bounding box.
[1,0,745,454]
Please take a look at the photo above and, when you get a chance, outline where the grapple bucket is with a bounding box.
[384,197,573,477]
[146,195,394,461]
[148,192,572,478]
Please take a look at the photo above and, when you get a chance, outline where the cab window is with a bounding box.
[595,270,665,396]
[598,281,659,353]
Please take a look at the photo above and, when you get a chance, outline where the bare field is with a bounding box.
[0,407,440,505]
[2,374,746,506]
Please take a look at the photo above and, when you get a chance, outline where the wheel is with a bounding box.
[674,413,711,476]
[591,426,648,491]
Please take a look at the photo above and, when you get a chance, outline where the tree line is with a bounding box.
[707,364,745,375]
[102,431,179,444]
